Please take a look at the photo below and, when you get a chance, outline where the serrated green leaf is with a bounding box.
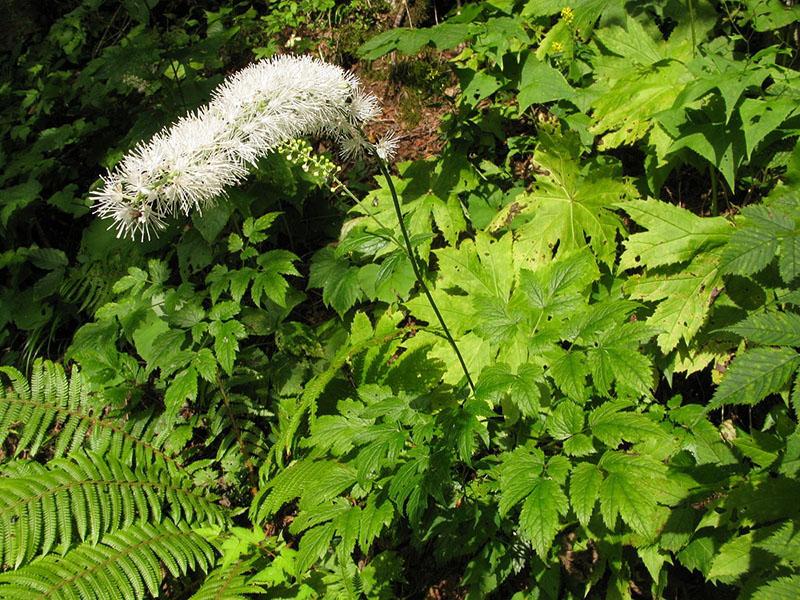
[677,536,716,575]
[563,434,596,457]
[209,301,240,321]
[740,97,798,160]
[147,329,192,377]
[498,448,545,516]
[227,233,243,253]
[360,252,415,303]
[756,522,800,566]
[546,401,584,440]
[625,251,722,352]
[192,348,217,383]
[475,362,542,416]
[590,401,664,446]
[720,203,794,276]
[709,347,800,410]
[598,451,666,537]
[358,496,394,553]
[518,54,574,111]
[548,348,590,404]
[460,69,502,106]
[590,60,691,149]
[209,320,247,375]
[309,248,362,315]
[295,522,336,574]
[618,199,731,270]
[519,479,566,558]
[677,51,773,123]
[227,268,253,304]
[164,367,197,417]
[569,463,602,526]
[726,311,800,346]
[706,532,754,584]
[251,212,281,234]
[488,134,633,265]
[753,575,800,600]
[781,233,800,283]
[586,322,654,398]
[516,249,599,320]
[594,16,664,66]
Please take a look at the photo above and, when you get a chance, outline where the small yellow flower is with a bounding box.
[551,41,564,53]
[561,6,574,23]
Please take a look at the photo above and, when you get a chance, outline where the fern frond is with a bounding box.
[0,451,228,569]
[251,460,357,524]
[275,321,409,465]
[0,359,74,457]
[206,389,269,486]
[0,359,179,472]
[189,560,263,600]
[60,259,125,315]
[0,521,216,600]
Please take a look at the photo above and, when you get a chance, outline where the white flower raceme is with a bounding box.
[92,55,382,240]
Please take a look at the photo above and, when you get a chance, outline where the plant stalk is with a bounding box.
[376,159,476,394]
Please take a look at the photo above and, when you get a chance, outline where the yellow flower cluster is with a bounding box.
[561,6,574,23]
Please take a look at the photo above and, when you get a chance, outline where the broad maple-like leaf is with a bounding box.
[619,200,731,353]
[489,133,635,265]
[587,16,694,149]
[624,250,724,353]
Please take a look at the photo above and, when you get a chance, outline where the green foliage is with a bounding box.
[190,560,264,600]
[0,522,216,599]
[2,0,800,598]
[0,451,227,568]
[0,359,177,471]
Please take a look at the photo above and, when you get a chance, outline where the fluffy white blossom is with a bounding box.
[92,55,382,240]
[375,131,400,162]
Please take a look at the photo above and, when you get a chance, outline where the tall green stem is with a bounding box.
[376,159,476,394]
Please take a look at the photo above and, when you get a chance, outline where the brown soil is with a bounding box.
[358,61,454,162]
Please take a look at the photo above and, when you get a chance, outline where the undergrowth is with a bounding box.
[1,0,800,598]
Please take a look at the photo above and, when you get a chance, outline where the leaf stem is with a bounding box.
[375,159,476,394]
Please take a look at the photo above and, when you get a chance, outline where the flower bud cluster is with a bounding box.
[278,138,339,182]
[92,55,384,240]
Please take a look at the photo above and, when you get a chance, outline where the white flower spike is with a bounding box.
[92,55,382,240]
